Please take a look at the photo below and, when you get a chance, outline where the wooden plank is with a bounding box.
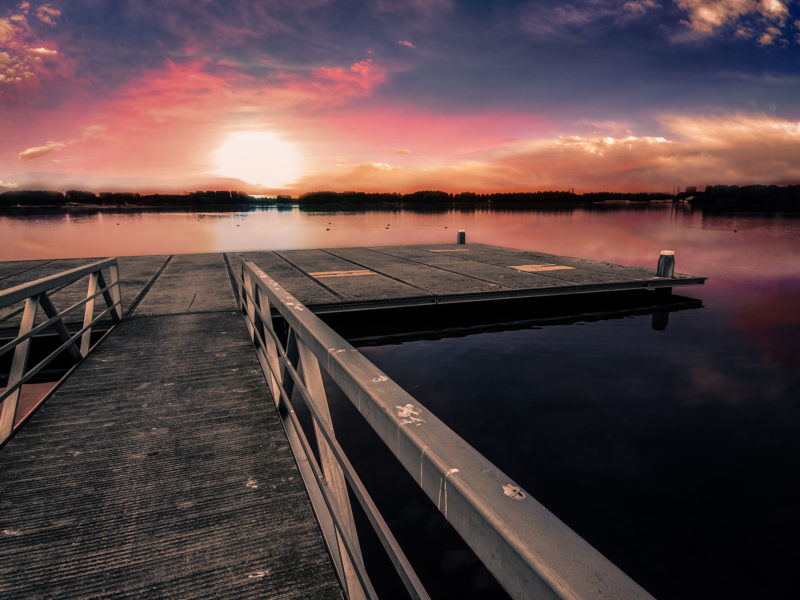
[327,247,499,295]
[133,254,235,316]
[278,249,426,303]
[451,244,663,281]
[240,251,340,306]
[0,259,53,282]
[371,245,567,290]
[0,268,343,599]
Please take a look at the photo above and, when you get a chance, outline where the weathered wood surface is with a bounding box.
[0,255,169,323]
[241,243,705,311]
[133,253,234,316]
[0,254,343,599]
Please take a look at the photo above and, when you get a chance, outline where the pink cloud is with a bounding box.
[311,58,387,96]
[305,108,548,164]
[398,40,415,48]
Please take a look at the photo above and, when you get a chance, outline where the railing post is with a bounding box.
[0,295,40,441]
[297,340,366,600]
[239,264,248,314]
[108,262,123,320]
[80,272,99,356]
[253,287,282,400]
[242,270,257,341]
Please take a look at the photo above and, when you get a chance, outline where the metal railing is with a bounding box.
[0,258,123,443]
[233,255,655,600]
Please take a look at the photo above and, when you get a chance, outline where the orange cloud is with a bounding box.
[676,0,790,42]
[292,113,800,193]
[36,4,60,26]
[0,5,63,97]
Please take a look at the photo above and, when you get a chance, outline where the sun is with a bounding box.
[215,131,302,187]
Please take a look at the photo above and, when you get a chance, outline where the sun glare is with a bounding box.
[215,131,302,187]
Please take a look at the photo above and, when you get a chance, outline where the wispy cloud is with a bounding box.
[521,0,658,38]
[18,140,66,160]
[398,40,415,48]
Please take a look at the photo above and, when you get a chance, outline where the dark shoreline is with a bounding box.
[2,184,799,213]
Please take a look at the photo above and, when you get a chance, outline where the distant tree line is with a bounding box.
[688,185,800,211]
[298,190,675,206]
[3,185,798,211]
[0,190,258,208]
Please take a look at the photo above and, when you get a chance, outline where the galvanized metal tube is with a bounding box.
[239,257,654,600]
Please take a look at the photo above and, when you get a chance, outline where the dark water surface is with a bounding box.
[2,204,799,598]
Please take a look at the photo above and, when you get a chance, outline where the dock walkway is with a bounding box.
[0,244,704,599]
[0,254,342,599]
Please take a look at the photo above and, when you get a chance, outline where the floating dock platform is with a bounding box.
[0,244,702,599]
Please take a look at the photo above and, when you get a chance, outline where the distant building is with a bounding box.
[685,186,697,194]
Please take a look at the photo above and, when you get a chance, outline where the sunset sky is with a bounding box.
[1,0,799,194]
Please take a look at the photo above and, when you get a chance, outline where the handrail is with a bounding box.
[232,255,654,600]
[0,258,123,444]
[0,258,118,309]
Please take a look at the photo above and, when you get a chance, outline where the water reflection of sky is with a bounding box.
[356,308,800,598]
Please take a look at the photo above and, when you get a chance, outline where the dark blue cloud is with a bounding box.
[21,0,800,123]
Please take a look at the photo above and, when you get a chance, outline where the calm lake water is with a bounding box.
[2,204,799,599]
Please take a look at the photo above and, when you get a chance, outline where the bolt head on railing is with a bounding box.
[657,250,675,278]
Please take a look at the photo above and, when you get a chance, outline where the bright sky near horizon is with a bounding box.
[1,0,799,194]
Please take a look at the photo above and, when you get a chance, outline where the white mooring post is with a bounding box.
[457,230,466,244]
[657,250,675,278]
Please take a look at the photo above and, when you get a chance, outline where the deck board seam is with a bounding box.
[366,246,513,287]
[124,254,173,318]
[0,259,56,282]
[272,251,345,300]
[439,244,659,281]
[320,248,434,295]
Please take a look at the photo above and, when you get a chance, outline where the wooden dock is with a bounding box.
[241,243,703,312]
[1,254,343,599]
[0,244,704,599]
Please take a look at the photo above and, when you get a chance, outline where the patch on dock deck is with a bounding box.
[309,269,377,278]
[429,249,470,252]
[511,264,576,272]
